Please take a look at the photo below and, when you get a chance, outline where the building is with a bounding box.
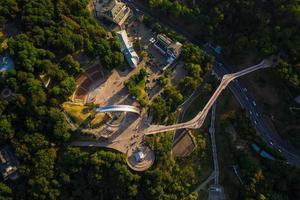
[0,54,14,72]
[133,151,145,162]
[154,34,183,64]
[94,0,131,26]
[117,30,140,68]
[0,145,19,181]
[39,74,51,88]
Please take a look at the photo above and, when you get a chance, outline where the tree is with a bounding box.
[0,182,12,200]
[184,63,202,77]
[61,55,82,76]
[0,0,19,21]
[0,116,13,141]
[179,77,199,95]
[140,50,148,59]
[276,60,299,87]
[151,96,169,123]
[47,108,70,142]
[133,39,142,52]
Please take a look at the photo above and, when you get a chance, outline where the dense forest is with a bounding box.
[147,0,300,89]
[223,111,300,199]
[0,0,119,199]
[1,0,300,199]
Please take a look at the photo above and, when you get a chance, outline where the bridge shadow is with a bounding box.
[108,113,139,141]
[106,87,132,105]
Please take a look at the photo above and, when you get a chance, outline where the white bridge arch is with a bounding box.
[96,105,141,115]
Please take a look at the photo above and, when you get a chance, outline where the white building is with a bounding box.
[154,34,182,64]
[94,0,131,26]
[0,145,19,181]
[117,30,140,68]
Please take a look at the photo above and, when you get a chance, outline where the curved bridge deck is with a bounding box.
[96,105,141,115]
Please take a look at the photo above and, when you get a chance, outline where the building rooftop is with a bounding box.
[0,54,14,72]
[154,34,182,64]
[95,0,130,25]
[117,30,139,68]
[0,145,19,181]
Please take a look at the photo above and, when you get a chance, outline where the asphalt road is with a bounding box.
[213,60,300,166]
[209,103,219,185]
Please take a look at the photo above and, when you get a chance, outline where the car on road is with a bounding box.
[149,37,155,43]
[242,88,247,92]
[249,111,252,115]
[256,113,259,117]
[253,101,256,106]
[254,120,257,125]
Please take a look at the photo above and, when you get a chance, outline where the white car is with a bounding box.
[253,101,256,106]
[149,37,155,43]
[242,88,247,92]
[249,111,252,115]
[254,120,257,124]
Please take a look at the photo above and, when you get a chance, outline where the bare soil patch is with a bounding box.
[172,130,196,157]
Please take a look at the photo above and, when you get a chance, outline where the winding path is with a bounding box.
[141,60,271,135]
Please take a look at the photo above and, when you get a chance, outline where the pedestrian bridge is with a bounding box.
[96,105,140,115]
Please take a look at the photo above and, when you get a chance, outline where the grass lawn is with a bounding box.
[183,93,211,121]
[62,102,91,125]
[136,79,148,101]
[127,75,150,106]
[63,102,107,127]
[90,113,106,127]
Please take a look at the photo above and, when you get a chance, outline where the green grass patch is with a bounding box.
[125,68,150,107]
[63,102,90,125]
[183,93,211,121]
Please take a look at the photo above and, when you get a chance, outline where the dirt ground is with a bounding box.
[172,130,196,157]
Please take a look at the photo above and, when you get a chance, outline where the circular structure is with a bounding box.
[126,145,155,171]
[1,88,12,98]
